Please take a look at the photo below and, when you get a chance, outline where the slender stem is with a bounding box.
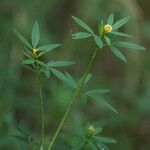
[48,48,99,150]
[36,65,45,150]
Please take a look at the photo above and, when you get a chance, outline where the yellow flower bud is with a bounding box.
[32,48,38,55]
[104,24,112,33]
[87,125,95,134]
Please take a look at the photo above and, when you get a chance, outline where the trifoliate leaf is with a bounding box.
[110,45,127,63]
[72,16,94,34]
[31,21,40,48]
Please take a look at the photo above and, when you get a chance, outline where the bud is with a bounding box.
[104,24,112,33]
[87,125,95,134]
[32,48,38,55]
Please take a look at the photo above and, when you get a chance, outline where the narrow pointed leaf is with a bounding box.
[13,29,33,49]
[104,36,111,45]
[113,42,145,50]
[95,136,116,144]
[94,35,103,48]
[31,21,40,48]
[50,68,76,88]
[90,95,118,113]
[21,59,35,65]
[110,45,127,63]
[37,44,60,51]
[108,14,114,25]
[47,61,75,67]
[72,32,92,39]
[110,31,132,38]
[86,89,110,96]
[72,16,94,34]
[98,21,104,37]
[112,17,130,30]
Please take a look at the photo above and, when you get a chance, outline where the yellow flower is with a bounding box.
[87,125,95,134]
[32,48,38,55]
[104,24,112,33]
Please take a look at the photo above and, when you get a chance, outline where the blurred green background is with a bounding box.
[0,0,150,149]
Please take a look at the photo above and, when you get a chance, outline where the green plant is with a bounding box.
[13,14,145,150]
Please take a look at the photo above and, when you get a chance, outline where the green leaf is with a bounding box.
[108,14,114,25]
[95,136,116,144]
[50,68,76,88]
[47,61,75,67]
[85,89,110,96]
[94,35,103,49]
[110,31,132,38]
[94,127,103,135]
[110,45,127,63]
[72,32,92,39]
[21,59,35,65]
[71,16,94,34]
[13,29,33,49]
[104,36,111,45]
[37,44,60,51]
[98,21,104,37]
[88,141,97,150]
[113,42,146,50]
[65,72,77,88]
[112,16,130,30]
[36,60,47,67]
[41,68,51,78]
[31,21,40,48]
[84,74,92,84]
[89,95,118,113]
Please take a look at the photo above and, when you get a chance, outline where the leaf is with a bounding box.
[31,21,40,48]
[40,67,51,78]
[71,16,94,34]
[72,32,92,39]
[85,89,110,96]
[98,21,104,37]
[89,95,118,113]
[112,16,130,30]
[47,60,75,67]
[94,127,103,135]
[84,74,92,84]
[95,136,116,144]
[65,72,77,88]
[36,60,47,67]
[110,31,132,38]
[88,141,97,150]
[108,14,114,25]
[104,36,111,45]
[110,45,127,63]
[113,42,146,50]
[94,35,103,49]
[21,59,35,65]
[37,44,60,51]
[50,68,76,88]
[13,29,33,49]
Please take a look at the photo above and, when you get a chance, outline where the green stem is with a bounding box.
[48,48,99,150]
[36,65,44,150]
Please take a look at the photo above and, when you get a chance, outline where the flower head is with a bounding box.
[29,48,38,56]
[104,24,112,33]
[87,125,95,134]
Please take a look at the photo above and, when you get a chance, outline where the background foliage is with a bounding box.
[0,0,150,149]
